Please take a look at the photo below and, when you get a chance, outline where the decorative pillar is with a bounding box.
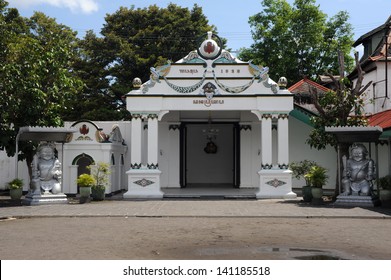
[168,124,181,188]
[130,114,142,169]
[124,112,163,199]
[261,114,272,169]
[277,114,289,169]
[147,114,159,169]
[256,112,296,199]
[240,124,253,188]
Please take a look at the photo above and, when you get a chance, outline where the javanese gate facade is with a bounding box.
[123,32,296,199]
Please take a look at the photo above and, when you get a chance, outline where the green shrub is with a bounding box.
[77,174,96,188]
[88,162,110,190]
[7,178,24,189]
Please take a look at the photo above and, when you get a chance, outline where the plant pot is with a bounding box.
[91,187,105,201]
[79,187,91,197]
[379,189,391,203]
[302,185,313,202]
[79,186,91,203]
[311,187,323,204]
[311,187,323,198]
[10,188,23,200]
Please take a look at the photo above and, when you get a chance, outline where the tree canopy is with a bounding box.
[239,0,354,84]
[0,0,83,172]
[0,1,219,170]
[64,3,218,121]
[307,52,371,150]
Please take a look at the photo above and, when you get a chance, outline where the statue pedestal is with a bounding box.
[334,195,380,208]
[23,193,68,206]
[123,169,163,199]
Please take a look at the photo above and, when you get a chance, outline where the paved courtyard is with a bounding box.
[1,196,391,260]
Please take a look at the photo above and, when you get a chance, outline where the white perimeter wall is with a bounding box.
[3,118,389,192]
[289,117,337,191]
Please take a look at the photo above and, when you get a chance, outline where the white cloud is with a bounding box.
[9,0,99,14]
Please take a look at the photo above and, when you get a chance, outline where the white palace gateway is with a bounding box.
[2,32,345,199]
[122,32,296,199]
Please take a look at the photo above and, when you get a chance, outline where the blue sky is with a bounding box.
[6,0,391,52]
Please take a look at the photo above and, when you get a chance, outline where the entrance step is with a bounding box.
[163,193,257,200]
[162,186,258,199]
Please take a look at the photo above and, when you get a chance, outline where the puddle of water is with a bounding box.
[197,246,348,260]
[295,254,345,260]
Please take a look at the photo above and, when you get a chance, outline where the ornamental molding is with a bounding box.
[261,163,273,169]
[240,125,252,131]
[138,32,281,95]
[163,70,207,93]
[278,163,288,169]
[266,178,286,188]
[134,178,155,187]
[131,114,142,120]
[169,125,181,131]
[147,163,159,169]
[212,70,255,93]
[199,82,220,100]
[278,114,289,120]
[261,114,273,120]
[147,114,158,120]
[182,50,207,64]
[130,163,142,169]
[141,55,276,95]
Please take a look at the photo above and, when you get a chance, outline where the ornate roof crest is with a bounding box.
[197,31,222,60]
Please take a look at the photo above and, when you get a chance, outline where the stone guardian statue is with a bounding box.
[341,143,375,196]
[30,142,62,195]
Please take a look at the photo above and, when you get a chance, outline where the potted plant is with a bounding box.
[7,178,24,200]
[304,165,328,203]
[89,162,110,201]
[76,173,95,203]
[289,160,317,202]
[376,175,391,204]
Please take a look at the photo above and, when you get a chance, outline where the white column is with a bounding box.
[130,114,142,169]
[168,124,181,188]
[277,114,289,169]
[261,114,272,169]
[257,113,296,199]
[147,114,159,169]
[124,113,163,199]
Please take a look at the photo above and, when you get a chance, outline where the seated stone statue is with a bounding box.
[30,143,62,195]
[341,143,375,196]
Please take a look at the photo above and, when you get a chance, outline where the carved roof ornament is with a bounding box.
[130,31,281,95]
[197,31,222,60]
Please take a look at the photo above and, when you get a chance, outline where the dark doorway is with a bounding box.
[180,122,240,188]
[72,154,94,192]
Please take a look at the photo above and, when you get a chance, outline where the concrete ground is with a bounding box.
[1,195,391,260]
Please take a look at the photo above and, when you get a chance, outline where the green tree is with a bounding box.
[307,52,371,150]
[0,3,83,176]
[66,3,218,121]
[306,52,372,197]
[240,0,354,84]
[63,30,121,121]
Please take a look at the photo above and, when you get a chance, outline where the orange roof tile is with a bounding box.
[368,110,391,129]
[288,78,331,94]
